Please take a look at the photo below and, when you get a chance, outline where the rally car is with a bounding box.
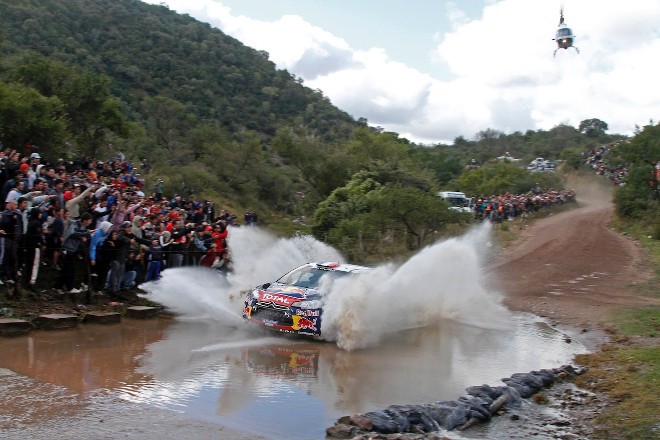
[242,262,371,337]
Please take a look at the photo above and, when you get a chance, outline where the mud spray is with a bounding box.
[140,223,511,350]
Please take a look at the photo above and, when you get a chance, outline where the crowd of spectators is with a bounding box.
[0,149,249,299]
[583,143,628,186]
[473,188,576,222]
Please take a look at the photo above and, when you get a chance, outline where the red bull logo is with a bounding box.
[292,315,318,332]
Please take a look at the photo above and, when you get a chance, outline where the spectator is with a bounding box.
[5,180,26,205]
[44,206,65,270]
[65,183,97,219]
[190,226,211,266]
[167,219,188,268]
[22,207,45,292]
[145,231,169,282]
[0,199,23,286]
[212,250,234,276]
[89,220,114,288]
[154,179,164,201]
[54,212,93,294]
[0,170,25,209]
[106,250,142,292]
[107,221,151,295]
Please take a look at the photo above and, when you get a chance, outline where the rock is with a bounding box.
[0,318,32,337]
[502,378,534,398]
[124,306,159,319]
[328,365,587,437]
[349,415,373,431]
[325,423,357,439]
[34,314,78,330]
[84,311,122,324]
[363,410,404,434]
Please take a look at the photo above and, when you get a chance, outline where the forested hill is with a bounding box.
[0,0,358,140]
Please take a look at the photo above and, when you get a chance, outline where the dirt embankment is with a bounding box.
[489,174,657,344]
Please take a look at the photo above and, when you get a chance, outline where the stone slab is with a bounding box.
[125,306,159,319]
[35,314,79,330]
[84,311,122,324]
[0,318,32,337]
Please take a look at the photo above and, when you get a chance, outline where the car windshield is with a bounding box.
[276,266,348,290]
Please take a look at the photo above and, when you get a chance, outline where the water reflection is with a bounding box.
[0,314,587,439]
[0,319,169,393]
[0,319,170,430]
[119,315,586,438]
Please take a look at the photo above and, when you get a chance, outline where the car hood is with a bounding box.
[253,283,322,306]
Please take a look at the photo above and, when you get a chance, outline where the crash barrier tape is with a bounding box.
[326,364,587,438]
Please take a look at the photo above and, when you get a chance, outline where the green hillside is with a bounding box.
[0,0,358,141]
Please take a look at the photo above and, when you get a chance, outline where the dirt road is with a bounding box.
[457,174,659,440]
[490,174,656,342]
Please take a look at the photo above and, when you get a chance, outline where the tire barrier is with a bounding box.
[326,364,587,438]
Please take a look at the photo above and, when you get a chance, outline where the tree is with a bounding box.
[612,122,660,217]
[10,57,127,156]
[559,147,584,169]
[62,71,127,157]
[362,185,457,249]
[410,146,463,186]
[272,126,351,198]
[312,162,438,241]
[579,118,608,137]
[143,95,195,160]
[186,123,230,161]
[0,81,69,151]
[322,182,464,261]
[619,121,660,165]
[346,127,411,167]
[450,162,562,196]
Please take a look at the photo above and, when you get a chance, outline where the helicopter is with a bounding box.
[553,8,579,57]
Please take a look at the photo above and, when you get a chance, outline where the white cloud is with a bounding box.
[445,1,470,30]
[147,0,660,144]
[310,48,434,125]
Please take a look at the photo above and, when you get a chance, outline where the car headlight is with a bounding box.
[293,300,322,309]
[246,289,258,301]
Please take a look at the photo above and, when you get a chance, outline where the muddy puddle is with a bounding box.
[0,312,586,439]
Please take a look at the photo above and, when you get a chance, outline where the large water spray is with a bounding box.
[140,223,511,350]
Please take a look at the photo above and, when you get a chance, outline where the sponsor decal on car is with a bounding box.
[255,291,299,307]
[291,315,318,332]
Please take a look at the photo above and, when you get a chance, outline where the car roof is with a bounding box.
[310,261,371,273]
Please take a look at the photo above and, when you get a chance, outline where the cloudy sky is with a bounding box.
[143,0,660,144]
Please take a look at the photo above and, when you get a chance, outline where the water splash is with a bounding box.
[321,223,512,350]
[140,223,510,351]
[139,226,342,324]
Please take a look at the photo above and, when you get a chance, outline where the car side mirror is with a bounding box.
[261,283,271,289]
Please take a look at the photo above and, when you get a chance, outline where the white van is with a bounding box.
[437,191,474,213]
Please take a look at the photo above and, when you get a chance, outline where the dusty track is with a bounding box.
[490,174,656,340]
